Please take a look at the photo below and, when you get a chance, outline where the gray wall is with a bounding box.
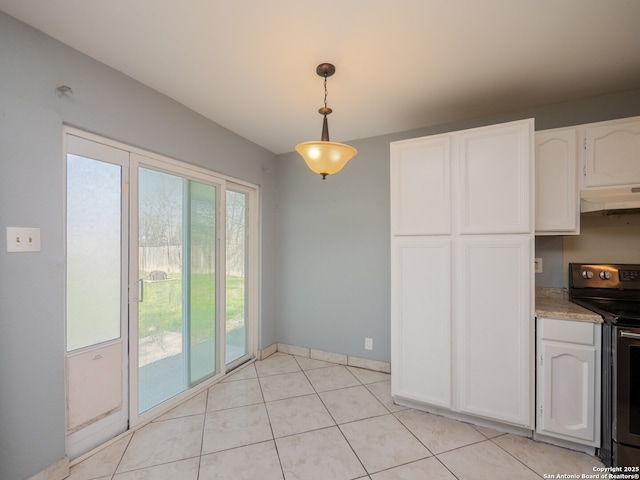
[276,134,393,361]
[275,90,640,362]
[534,236,565,287]
[0,12,277,480]
[534,212,640,289]
[563,212,640,280]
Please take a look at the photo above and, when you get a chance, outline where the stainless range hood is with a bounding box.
[581,185,640,213]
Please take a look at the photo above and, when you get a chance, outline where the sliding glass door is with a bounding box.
[137,167,219,413]
[65,128,258,453]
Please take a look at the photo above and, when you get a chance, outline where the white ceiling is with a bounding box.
[1,0,639,154]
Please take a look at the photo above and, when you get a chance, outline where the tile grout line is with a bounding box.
[389,410,471,479]
[257,360,287,480]
[488,436,545,479]
[300,361,358,427]
[432,455,462,480]
[293,355,348,445]
[109,430,134,479]
[296,356,396,478]
[295,355,372,477]
[291,354,418,476]
[195,385,212,480]
[335,422,371,478]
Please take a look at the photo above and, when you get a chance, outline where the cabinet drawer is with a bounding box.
[538,317,595,345]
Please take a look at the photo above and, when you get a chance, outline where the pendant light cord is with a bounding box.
[323,74,328,111]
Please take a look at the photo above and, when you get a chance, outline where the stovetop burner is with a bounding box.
[568,263,640,325]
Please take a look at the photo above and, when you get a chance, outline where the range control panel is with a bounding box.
[570,263,640,290]
[620,269,640,282]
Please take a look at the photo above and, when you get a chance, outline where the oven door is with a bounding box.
[615,325,640,450]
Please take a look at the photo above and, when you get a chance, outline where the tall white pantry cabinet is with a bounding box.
[391,119,535,429]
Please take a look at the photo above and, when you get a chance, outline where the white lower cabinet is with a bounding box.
[536,317,601,447]
[391,237,451,408]
[457,236,533,427]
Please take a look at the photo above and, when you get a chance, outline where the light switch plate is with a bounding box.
[6,227,41,252]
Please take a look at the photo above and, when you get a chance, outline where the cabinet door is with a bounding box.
[456,236,532,427]
[585,117,640,187]
[390,135,451,235]
[458,120,533,234]
[391,237,451,408]
[537,342,598,445]
[535,129,579,234]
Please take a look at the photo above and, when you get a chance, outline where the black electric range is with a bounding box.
[569,263,640,467]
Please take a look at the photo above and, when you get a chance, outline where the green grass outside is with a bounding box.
[139,273,246,347]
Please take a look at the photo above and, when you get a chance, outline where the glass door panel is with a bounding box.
[67,155,122,350]
[188,181,217,384]
[138,168,184,412]
[137,167,218,413]
[225,189,248,364]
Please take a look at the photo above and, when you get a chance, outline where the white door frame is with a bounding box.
[64,132,130,459]
[64,127,260,447]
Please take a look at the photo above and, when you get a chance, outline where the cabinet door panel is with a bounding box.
[538,343,597,444]
[585,118,640,187]
[456,236,532,427]
[458,120,533,234]
[535,129,578,234]
[390,135,451,235]
[391,237,451,408]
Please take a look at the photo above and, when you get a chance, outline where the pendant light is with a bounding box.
[295,63,358,180]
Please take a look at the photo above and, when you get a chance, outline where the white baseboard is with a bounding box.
[29,456,69,480]
[277,343,391,373]
[259,342,278,359]
[394,395,533,438]
[533,431,596,456]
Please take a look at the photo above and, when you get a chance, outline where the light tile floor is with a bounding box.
[68,352,604,480]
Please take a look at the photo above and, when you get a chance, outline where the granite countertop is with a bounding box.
[535,288,603,323]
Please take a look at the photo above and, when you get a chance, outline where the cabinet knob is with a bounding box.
[599,271,612,280]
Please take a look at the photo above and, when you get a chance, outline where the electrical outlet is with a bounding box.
[365,337,373,350]
[534,257,543,274]
[6,227,41,252]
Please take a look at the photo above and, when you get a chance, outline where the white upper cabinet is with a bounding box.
[535,128,579,234]
[390,135,451,235]
[458,121,533,234]
[584,117,640,188]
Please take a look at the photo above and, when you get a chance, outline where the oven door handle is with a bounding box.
[620,331,640,340]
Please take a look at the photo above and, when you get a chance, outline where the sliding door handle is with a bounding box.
[138,278,144,302]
